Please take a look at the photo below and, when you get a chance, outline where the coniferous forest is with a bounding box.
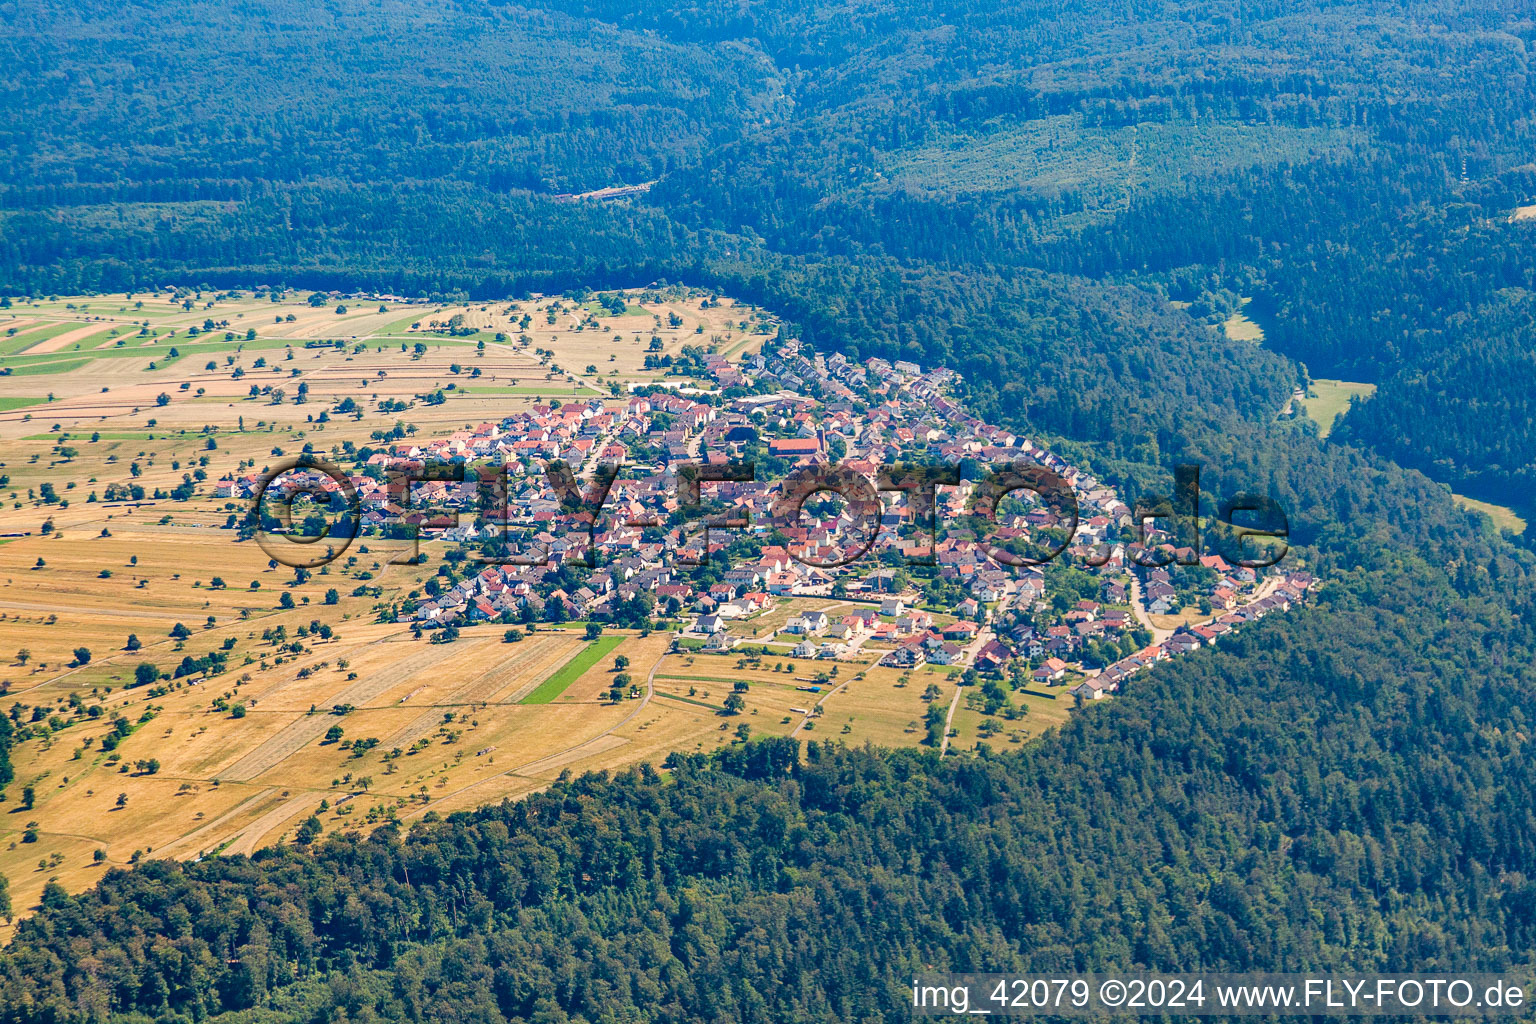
[5,0,1536,1020]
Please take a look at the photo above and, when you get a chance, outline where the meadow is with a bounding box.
[1451,492,1529,537]
[1298,378,1376,438]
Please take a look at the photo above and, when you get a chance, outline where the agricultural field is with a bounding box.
[0,287,1019,935]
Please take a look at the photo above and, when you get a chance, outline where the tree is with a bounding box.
[115,793,127,809]
[0,871,9,924]
[169,623,191,640]
[72,647,91,666]
[614,655,630,671]
[155,393,171,407]
[723,693,745,714]
[15,649,29,665]
[125,634,141,651]
[135,662,159,687]
[20,786,33,810]
[230,704,246,719]
[584,621,602,640]
[295,815,322,845]
[279,592,295,609]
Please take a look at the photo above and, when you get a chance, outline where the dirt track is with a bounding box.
[222,793,317,856]
[152,787,279,859]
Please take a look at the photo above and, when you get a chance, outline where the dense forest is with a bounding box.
[5,0,1536,1019]
[6,0,1535,510]
[0,0,785,198]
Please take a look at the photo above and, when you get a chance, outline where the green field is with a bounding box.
[582,299,649,318]
[0,334,310,373]
[2,357,92,377]
[1222,310,1264,342]
[0,321,88,356]
[1299,379,1376,437]
[519,634,625,704]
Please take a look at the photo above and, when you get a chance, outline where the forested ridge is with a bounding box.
[5,0,1536,1020]
[0,0,785,197]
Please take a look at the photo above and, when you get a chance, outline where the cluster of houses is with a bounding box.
[770,600,986,665]
[1067,570,1315,701]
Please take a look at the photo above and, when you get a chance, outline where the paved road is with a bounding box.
[1127,575,1175,644]
[1130,572,1283,647]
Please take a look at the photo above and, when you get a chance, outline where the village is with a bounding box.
[236,334,1316,709]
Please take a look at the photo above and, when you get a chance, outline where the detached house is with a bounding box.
[1033,657,1069,683]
